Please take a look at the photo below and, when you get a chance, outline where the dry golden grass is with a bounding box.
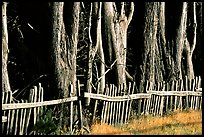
[90,123,132,135]
[89,109,202,135]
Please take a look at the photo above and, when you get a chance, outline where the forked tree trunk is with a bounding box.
[2,2,11,92]
[103,2,134,86]
[175,2,195,79]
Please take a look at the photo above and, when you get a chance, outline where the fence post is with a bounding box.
[77,80,83,130]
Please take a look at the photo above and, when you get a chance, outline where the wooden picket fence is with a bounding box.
[144,76,202,116]
[2,76,202,134]
[2,83,44,135]
[2,83,78,135]
[85,76,202,126]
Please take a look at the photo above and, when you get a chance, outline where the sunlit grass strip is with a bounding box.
[89,109,202,135]
[127,109,202,135]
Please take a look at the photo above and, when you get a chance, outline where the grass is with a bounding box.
[89,109,202,135]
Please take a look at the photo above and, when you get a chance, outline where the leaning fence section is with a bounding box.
[2,83,44,135]
[2,83,78,135]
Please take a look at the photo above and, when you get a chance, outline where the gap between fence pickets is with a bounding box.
[2,96,78,110]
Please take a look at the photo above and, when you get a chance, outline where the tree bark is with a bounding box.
[175,2,188,79]
[66,2,80,96]
[2,2,11,92]
[51,2,80,98]
[140,2,159,89]
[175,2,195,79]
[103,2,134,86]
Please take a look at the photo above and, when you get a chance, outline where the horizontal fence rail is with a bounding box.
[84,92,151,101]
[2,76,202,134]
[147,91,202,96]
[2,97,78,110]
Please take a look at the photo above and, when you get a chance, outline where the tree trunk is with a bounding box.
[175,2,195,79]
[95,2,105,94]
[51,2,80,98]
[175,2,188,79]
[66,2,80,96]
[2,2,11,92]
[103,2,134,86]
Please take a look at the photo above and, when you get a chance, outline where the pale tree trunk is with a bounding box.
[95,2,105,94]
[86,3,93,106]
[183,2,196,79]
[86,2,105,106]
[175,2,195,79]
[175,2,188,79]
[2,2,11,92]
[103,2,134,86]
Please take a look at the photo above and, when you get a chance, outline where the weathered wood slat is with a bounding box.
[19,100,24,135]
[112,85,117,125]
[101,85,108,123]
[77,80,83,129]
[84,92,151,101]
[21,100,28,135]
[109,84,114,124]
[117,85,122,124]
[127,82,135,121]
[70,84,74,134]
[2,116,7,123]
[33,86,37,135]
[92,83,100,123]
[6,92,12,134]
[14,101,20,135]
[10,109,15,134]
[2,96,78,110]
[115,86,119,125]
[25,89,34,135]
[124,83,131,124]
[146,91,202,96]
[105,85,111,123]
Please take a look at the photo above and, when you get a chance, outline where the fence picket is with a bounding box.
[109,84,114,124]
[70,84,73,134]
[25,89,34,135]
[101,85,108,123]
[14,101,20,135]
[112,85,117,125]
[120,83,126,125]
[170,80,174,111]
[174,80,178,110]
[6,92,12,134]
[124,83,131,124]
[21,100,27,134]
[77,80,83,129]
[117,85,122,124]
[9,108,15,134]
[127,82,135,122]
[115,86,119,125]
[92,83,100,123]
[19,100,24,135]
[116,85,121,124]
